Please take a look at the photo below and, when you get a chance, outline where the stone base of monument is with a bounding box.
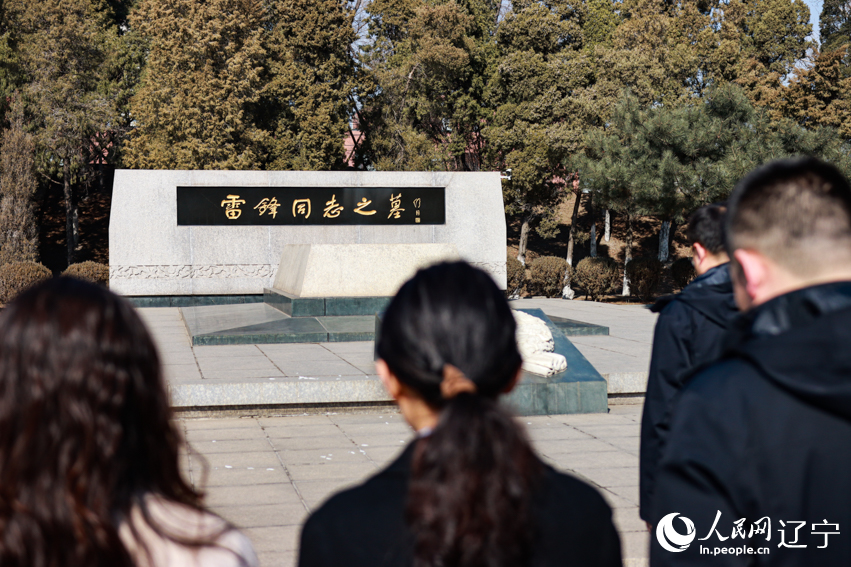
[374,307,608,415]
[181,293,391,345]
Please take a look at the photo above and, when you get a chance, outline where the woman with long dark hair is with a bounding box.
[0,277,257,567]
[298,262,621,567]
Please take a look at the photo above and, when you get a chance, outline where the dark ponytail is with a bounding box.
[377,262,543,567]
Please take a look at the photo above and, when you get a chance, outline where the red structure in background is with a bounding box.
[344,116,364,168]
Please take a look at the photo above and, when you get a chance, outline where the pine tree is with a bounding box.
[485,0,592,264]
[124,0,268,169]
[820,0,851,54]
[264,0,365,170]
[783,48,851,139]
[359,0,497,171]
[9,0,117,265]
[0,98,39,266]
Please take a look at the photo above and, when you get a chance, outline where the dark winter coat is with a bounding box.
[639,263,738,521]
[650,281,851,566]
[298,441,622,567]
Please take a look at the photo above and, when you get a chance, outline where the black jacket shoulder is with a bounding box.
[299,442,622,567]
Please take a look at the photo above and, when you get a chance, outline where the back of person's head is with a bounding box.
[0,277,203,566]
[377,261,541,567]
[727,158,851,275]
[687,203,728,255]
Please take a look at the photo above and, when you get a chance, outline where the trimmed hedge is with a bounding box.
[671,257,696,289]
[506,255,525,297]
[528,256,569,298]
[573,257,620,301]
[63,261,109,287]
[626,257,663,302]
[0,261,52,304]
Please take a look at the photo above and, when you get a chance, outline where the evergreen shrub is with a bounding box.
[671,257,696,289]
[626,257,663,302]
[528,256,569,298]
[63,261,109,287]
[0,261,52,304]
[506,255,525,297]
[573,257,620,301]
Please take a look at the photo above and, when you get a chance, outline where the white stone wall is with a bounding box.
[109,170,507,295]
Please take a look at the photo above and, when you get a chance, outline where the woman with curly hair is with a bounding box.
[0,277,257,567]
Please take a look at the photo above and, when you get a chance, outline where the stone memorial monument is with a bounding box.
[109,170,505,300]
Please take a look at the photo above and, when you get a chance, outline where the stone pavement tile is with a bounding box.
[272,360,365,377]
[262,423,346,439]
[535,438,619,455]
[321,342,375,355]
[569,466,638,489]
[569,423,641,438]
[193,345,266,359]
[201,467,289,488]
[267,435,354,451]
[257,415,335,426]
[598,488,637,509]
[164,363,202,382]
[606,484,639,506]
[258,343,341,360]
[549,450,637,469]
[278,447,373,465]
[204,483,302,508]
[363,444,408,464]
[620,531,650,563]
[343,433,415,448]
[328,412,403,424]
[295,479,360,509]
[604,436,640,455]
[286,461,378,482]
[334,421,411,436]
[256,550,295,567]
[204,451,281,469]
[243,525,300,554]
[196,356,283,373]
[527,426,594,441]
[185,417,262,430]
[185,427,269,442]
[215,502,308,529]
[201,368,285,380]
[160,349,197,365]
[555,412,638,426]
[614,507,647,533]
[188,439,272,455]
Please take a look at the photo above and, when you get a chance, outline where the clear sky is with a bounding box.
[804,0,823,42]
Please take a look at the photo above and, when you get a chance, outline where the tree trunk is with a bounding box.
[565,191,582,267]
[589,198,597,258]
[622,210,633,296]
[63,159,78,266]
[658,220,671,262]
[517,211,532,266]
[604,209,611,242]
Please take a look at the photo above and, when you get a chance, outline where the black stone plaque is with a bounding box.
[176,186,445,226]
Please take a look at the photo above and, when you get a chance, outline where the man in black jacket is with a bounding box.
[639,204,739,523]
[650,158,851,566]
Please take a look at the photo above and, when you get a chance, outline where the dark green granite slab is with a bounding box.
[318,316,375,342]
[127,294,264,308]
[547,315,609,337]
[264,288,325,317]
[182,304,289,336]
[325,296,391,317]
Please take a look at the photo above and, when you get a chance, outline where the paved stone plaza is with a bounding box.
[141,299,657,566]
[142,298,657,400]
[179,406,648,567]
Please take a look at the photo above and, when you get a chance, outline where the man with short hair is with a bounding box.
[650,158,851,565]
[639,204,738,523]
